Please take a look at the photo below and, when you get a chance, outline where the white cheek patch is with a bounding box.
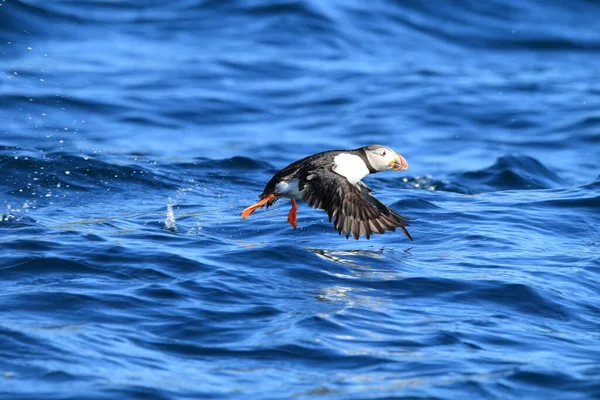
[382,153,395,169]
[276,178,303,199]
[333,153,370,184]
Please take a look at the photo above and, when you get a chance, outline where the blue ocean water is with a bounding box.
[1,0,600,398]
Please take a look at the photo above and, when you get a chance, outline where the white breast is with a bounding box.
[332,153,369,184]
[276,178,303,199]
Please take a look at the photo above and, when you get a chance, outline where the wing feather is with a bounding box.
[300,167,413,241]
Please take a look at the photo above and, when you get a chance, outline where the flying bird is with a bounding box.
[241,145,413,240]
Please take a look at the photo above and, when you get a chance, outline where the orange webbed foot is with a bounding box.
[241,194,275,219]
[287,199,298,229]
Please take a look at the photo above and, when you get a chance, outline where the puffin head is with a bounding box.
[362,144,408,172]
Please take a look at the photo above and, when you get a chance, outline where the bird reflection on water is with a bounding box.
[307,247,408,307]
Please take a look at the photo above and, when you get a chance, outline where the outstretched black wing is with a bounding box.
[300,167,413,240]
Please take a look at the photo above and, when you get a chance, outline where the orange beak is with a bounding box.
[392,152,408,171]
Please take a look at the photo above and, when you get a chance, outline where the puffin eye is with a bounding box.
[381,150,386,157]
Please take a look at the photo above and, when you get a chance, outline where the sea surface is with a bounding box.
[1,0,600,399]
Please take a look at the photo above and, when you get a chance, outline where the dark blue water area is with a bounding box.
[1,0,600,398]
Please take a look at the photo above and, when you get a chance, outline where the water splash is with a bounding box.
[187,222,203,235]
[164,197,177,232]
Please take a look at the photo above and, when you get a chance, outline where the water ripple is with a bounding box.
[1,0,600,398]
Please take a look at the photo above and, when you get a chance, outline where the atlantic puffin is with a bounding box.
[241,144,413,240]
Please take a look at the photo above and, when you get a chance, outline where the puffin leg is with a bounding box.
[241,193,276,219]
[287,199,298,229]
